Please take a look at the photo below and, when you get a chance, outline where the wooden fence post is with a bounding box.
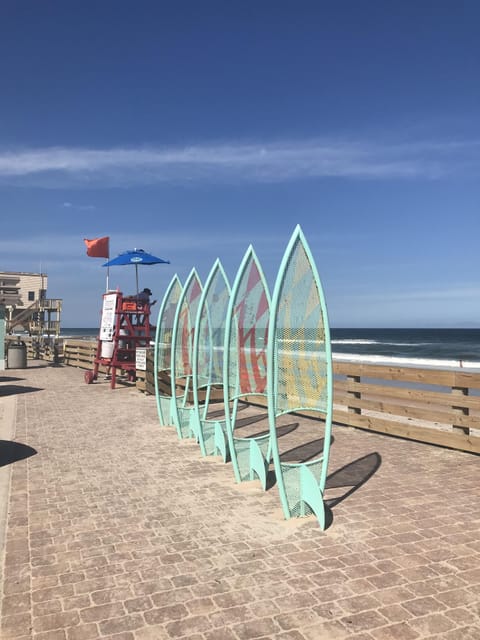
[347,375,361,414]
[451,386,470,436]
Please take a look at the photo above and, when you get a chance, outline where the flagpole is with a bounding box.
[106,241,110,292]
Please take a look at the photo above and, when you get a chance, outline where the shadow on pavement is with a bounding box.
[235,412,269,429]
[0,385,43,397]
[251,422,298,440]
[325,452,382,508]
[280,436,331,464]
[0,440,37,467]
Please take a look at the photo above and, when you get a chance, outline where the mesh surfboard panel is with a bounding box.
[196,268,230,389]
[280,460,323,517]
[175,274,202,378]
[158,396,172,423]
[157,279,182,372]
[227,255,269,398]
[234,433,270,481]
[273,236,328,414]
[201,418,227,455]
[177,406,195,438]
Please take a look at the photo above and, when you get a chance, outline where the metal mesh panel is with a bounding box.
[158,396,172,424]
[175,274,202,378]
[234,434,270,481]
[234,437,252,481]
[280,459,323,517]
[273,237,327,413]
[201,418,227,455]
[227,255,269,398]
[197,268,230,389]
[177,406,195,438]
[157,279,182,372]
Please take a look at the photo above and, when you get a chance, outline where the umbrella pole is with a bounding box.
[135,264,139,295]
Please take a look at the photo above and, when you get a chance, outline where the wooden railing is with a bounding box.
[22,338,480,454]
[4,336,61,363]
[333,361,480,455]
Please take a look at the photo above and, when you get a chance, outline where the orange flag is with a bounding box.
[84,236,109,258]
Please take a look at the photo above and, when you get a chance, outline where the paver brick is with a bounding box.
[65,622,100,640]
[33,610,80,633]
[406,612,458,635]
[1,365,480,640]
[232,616,281,639]
[1,612,33,637]
[34,630,67,640]
[33,599,63,617]
[2,592,31,615]
[79,602,125,623]
[165,613,212,637]
[97,613,144,635]
[143,603,187,624]
[370,621,420,640]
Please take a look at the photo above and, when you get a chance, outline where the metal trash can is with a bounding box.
[7,341,27,369]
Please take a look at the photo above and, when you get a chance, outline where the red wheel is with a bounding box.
[84,370,95,384]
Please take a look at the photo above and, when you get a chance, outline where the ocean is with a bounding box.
[331,328,480,370]
[61,327,480,370]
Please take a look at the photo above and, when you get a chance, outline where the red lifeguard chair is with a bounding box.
[85,291,152,389]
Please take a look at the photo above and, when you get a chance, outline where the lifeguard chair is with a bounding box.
[85,291,152,389]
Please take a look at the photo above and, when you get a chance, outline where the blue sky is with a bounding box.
[1,1,479,328]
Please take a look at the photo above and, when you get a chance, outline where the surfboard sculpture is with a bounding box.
[267,225,333,529]
[170,268,203,439]
[191,259,231,459]
[154,274,183,426]
[224,246,271,489]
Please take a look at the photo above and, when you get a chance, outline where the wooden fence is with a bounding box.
[333,361,480,455]
[19,338,480,455]
[4,336,61,363]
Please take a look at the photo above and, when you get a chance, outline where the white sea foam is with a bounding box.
[331,339,379,345]
[332,339,435,347]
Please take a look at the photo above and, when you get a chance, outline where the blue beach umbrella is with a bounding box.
[102,248,170,294]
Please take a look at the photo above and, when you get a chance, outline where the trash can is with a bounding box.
[7,341,27,369]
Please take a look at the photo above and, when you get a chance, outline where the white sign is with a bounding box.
[136,348,147,371]
[100,293,118,341]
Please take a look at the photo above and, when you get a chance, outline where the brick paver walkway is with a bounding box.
[0,363,479,639]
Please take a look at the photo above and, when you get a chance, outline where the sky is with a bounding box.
[1,1,479,328]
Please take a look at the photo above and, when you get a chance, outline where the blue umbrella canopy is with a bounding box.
[103,249,170,294]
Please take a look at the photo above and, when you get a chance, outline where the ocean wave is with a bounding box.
[331,339,379,345]
[332,352,480,370]
[332,339,436,347]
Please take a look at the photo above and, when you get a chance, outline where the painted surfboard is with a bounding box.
[192,259,231,459]
[223,246,271,489]
[170,268,203,439]
[267,225,333,529]
[154,274,183,426]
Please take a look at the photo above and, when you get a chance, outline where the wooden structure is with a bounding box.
[0,271,62,337]
[333,361,480,454]
[33,338,480,455]
[85,292,152,389]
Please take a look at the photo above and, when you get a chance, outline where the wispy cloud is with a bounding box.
[62,201,96,210]
[0,137,478,187]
